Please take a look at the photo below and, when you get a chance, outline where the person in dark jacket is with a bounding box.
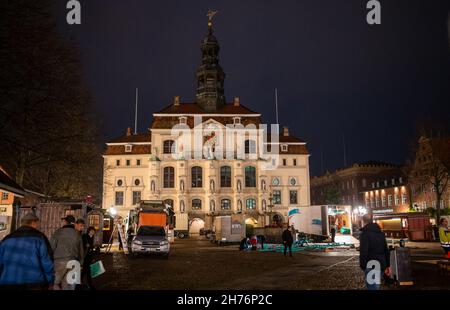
[257,235,266,250]
[81,226,96,289]
[359,215,390,290]
[330,223,337,243]
[239,237,249,251]
[0,213,54,289]
[282,226,294,257]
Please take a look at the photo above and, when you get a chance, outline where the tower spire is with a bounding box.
[196,10,225,112]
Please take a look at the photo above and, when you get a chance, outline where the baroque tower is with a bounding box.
[195,10,226,112]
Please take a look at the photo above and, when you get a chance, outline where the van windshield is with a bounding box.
[137,226,166,236]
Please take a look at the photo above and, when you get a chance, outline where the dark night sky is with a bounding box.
[54,0,450,176]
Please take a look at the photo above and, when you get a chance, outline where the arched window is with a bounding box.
[163,167,175,188]
[191,166,203,188]
[192,199,202,210]
[246,198,256,210]
[245,166,256,187]
[220,166,232,187]
[163,140,175,154]
[245,139,256,154]
[221,199,231,210]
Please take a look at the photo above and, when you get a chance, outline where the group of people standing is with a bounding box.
[0,212,97,290]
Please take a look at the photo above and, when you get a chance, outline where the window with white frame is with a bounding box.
[402,192,407,204]
[132,191,141,205]
[273,190,282,204]
[281,144,288,152]
[394,194,399,206]
[192,199,202,210]
[289,190,298,204]
[221,199,231,210]
[246,198,256,210]
[388,194,393,206]
[115,191,124,205]
[125,144,132,153]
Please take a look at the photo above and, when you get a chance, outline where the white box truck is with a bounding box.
[213,215,245,244]
[174,213,189,239]
[288,205,357,244]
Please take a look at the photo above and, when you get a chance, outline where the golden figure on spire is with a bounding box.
[207,9,218,27]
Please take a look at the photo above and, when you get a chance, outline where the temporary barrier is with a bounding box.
[390,247,413,286]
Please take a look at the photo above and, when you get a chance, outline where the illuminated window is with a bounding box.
[221,199,231,210]
[192,199,202,210]
[273,190,282,205]
[388,195,393,206]
[290,190,298,204]
[246,198,256,210]
[402,193,407,204]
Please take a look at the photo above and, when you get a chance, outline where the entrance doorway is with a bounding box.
[245,217,258,237]
[189,218,205,235]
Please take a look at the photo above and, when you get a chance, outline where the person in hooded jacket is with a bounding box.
[359,214,390,290]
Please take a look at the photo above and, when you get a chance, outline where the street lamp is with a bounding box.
[109,207,117,216]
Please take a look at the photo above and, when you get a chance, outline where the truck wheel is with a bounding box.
[178,232,185,239]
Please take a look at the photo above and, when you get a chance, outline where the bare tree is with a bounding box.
[0,0,102,199]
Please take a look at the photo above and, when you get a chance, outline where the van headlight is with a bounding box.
[133,240,142,245]
[160,241,168,245]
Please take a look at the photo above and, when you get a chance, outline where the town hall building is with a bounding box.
[102,14,311,233]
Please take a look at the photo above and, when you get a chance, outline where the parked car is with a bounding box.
[131,225,170,257]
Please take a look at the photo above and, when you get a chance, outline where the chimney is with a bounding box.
[283,126,289,137]
[174,96,180,106]
[126,127,132,136]
[233,97,240,106]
